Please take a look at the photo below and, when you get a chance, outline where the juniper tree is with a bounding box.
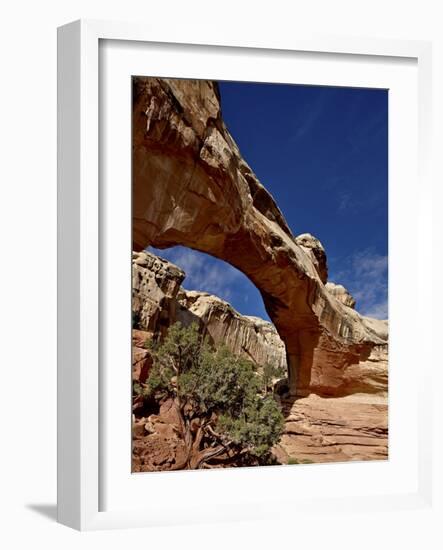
[137,322,284,469]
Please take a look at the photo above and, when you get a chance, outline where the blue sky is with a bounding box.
[150,81,388,321]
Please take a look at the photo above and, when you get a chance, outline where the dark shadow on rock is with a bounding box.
[26,503,57,522]
[280,395,301,419]
[273,378,300,418]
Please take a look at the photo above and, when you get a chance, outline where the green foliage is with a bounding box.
[218,394,284,457]
[133,380,153,400]
[145,322,202,399]
[261,362,286,393]
[146,322,284,463]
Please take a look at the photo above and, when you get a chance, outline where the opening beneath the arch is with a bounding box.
[132,244,288,385]
[148,245,271,322]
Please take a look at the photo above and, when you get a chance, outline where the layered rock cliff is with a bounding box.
[132,77,388,396]
[132,250,287,379]
[132,250,388,467]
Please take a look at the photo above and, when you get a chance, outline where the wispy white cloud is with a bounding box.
[336,187,386,215]
[352,249,388,280]
[290,92,333,143]
[149,246,241,303]
[337,191,352,212]
[329,248,388,320]
[364,300,388,320]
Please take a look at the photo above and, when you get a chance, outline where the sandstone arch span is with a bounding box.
[132,77,387,396]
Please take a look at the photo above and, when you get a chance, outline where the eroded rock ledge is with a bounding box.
[132,77,388,396]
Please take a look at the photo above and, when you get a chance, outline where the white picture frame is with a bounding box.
[57,19,434,531]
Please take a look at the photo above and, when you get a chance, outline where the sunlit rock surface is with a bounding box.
[132,77,388,396]
[132,250,287,373]
[132,250,388,466]
[325,281,356,309]
[274,393,388,464]
[131,78,389,466]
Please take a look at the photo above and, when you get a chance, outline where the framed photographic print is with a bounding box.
[57,19,434,530]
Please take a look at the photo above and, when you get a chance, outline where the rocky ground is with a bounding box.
[275,393,388,464]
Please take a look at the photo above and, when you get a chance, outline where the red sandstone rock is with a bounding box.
[132,77,388,396]
[276,393,388,463]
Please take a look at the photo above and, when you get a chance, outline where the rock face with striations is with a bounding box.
[274,392,388,464]
[132,77,388,396]
[177,290,287,369]
[132,250,287,377]
[132,250,185,337]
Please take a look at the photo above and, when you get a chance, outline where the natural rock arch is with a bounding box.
[132,77,387,396]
